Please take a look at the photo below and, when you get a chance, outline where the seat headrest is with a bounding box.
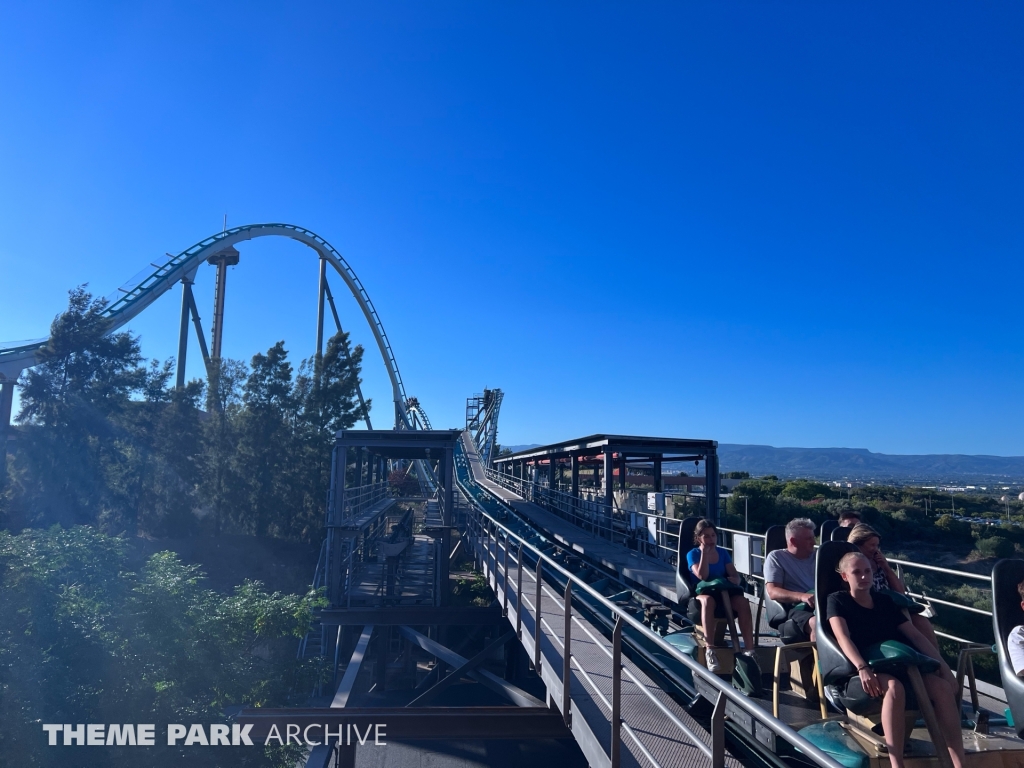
[765,525,787,554]
[815,541,859,608]
[831,525,852,542]
[819,519,838,544]
[676,516,704,580]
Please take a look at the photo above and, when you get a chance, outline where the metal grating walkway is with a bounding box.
[468,519,741,768]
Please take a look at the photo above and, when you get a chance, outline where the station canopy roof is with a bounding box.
[334,429,463,460]
[498,434,717,463]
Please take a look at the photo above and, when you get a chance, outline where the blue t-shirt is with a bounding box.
[686,546,732,582]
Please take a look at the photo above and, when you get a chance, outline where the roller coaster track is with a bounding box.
[0,224,416,429]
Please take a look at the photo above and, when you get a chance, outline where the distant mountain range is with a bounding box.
[503,442,1024,483]
[715,444,1024,484]
[503,442,1024,485]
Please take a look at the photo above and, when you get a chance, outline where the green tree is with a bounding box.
[235,342,297,538]
[13,287,148,532]
[0,525,315,767]
[200,358,248,536]
[291,331,370,541]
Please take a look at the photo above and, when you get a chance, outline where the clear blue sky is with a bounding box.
[2,3,1022,455]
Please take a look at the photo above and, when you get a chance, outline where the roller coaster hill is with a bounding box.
[2,224,1024,768]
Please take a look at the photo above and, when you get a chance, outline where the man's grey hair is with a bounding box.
[785,518,816,539]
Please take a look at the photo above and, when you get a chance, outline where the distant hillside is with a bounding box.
[716,444,1024,484]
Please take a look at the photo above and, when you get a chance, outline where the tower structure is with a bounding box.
[206,245,240,360]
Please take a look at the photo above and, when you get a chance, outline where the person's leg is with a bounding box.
[878,674,906,768]
[924,672,967,768]
[731,593,755,650]
[912,614,958,691]
[911,614,941,653]
[807,614,816,643]
[697,594,717,642]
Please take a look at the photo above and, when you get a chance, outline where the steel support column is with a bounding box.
[438,527,451,607]
[618,454,626,492]
[0,378,14,479]
[328,445,348,606]
[207,246,239,360]
[443,446,454,526]
[705,452,721,524]
[570,455,579,497]
[654,457,663,493]
[175,278,191,389]
[603,451,614,511]
[316,257,327,358]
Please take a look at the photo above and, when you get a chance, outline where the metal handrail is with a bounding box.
[343,481,390,519]
[715,526,996,636]
[461,456,846,768]
[486,468,682,563]
[888,558,991,582]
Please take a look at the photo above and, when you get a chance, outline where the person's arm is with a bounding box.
[725,560,741,585]
[897,618,939,660]
[829,615,885,697]
[873,551,906,593]
[690,548,712,582]
[1008,628,1024,677]
[766,582,815,608]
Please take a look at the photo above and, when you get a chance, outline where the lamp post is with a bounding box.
[738,495,749,532]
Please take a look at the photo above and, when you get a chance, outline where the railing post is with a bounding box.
[563,580,572,728]
[611,616,622,768]
[516,543,524,639]
[534,555,543,671]
[711,690,726,768]
[490,523,497,584]
[502,537,509,617]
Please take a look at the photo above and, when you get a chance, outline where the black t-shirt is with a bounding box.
[826,590,908,650]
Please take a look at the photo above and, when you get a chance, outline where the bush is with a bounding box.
[976,536,1014,559]
[935,514,970,537]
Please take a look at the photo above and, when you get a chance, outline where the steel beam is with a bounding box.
[332,625,374,707]
[184,284,212,374]
[237,706,571,741]
[603,451,614,511]
[316,257,327,358]
[398,626,544,708]
[0,378,13,480]
[322,278,372,429]
[175,279,191,389]
[406,630,515,707]
[206,246,239,360]
[705,452,720,524]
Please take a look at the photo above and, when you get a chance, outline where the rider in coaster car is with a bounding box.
[828,551,966,768]
[764,518,817,641]
[846,523,956,688]
[686,519,756,674]
[838,509,863,528]
[1007,579,1024,677]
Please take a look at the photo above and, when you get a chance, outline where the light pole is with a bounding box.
[738,495,749,532]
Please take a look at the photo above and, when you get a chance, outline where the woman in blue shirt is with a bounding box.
[686,520,756,669]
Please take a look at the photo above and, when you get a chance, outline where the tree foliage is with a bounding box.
[0,525,317,767]
[2,288,369,543]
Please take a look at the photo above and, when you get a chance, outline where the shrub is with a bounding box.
[976,536,1014,559]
